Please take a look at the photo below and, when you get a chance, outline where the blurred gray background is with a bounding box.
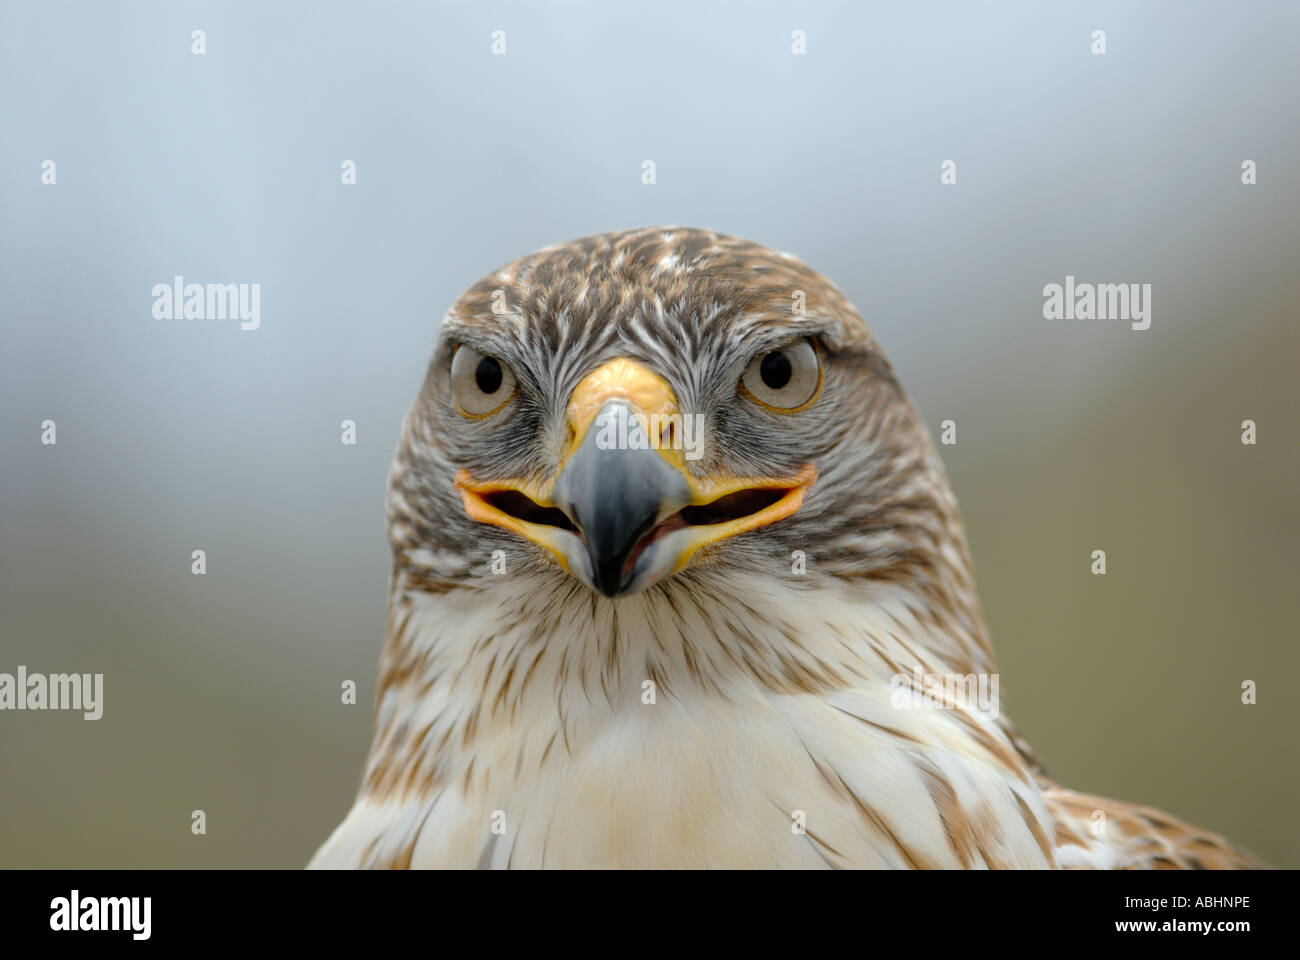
[1,1,1296,867]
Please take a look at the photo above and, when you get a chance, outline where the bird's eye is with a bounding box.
[739,338,822,411]
[451,345,517,417]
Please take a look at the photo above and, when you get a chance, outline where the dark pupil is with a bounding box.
[760,351,792,390]
[475,356,503,394]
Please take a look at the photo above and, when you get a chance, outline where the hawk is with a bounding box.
[310,227,1259,869]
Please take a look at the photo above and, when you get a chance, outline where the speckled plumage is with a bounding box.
[310,227,1259,869]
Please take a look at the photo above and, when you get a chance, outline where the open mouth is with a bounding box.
[678,487,788,525]
[484,485,791,535]
[480,490,576,532]
[459,457,817,597]
[482,484,801,584]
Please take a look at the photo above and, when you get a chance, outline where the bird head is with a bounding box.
[389,227,972,613]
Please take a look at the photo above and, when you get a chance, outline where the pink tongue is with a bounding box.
[624,512,688,577]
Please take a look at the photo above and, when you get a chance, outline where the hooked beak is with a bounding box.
[456,358,816,597]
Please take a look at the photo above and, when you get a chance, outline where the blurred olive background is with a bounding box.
[1,1,1296,868]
